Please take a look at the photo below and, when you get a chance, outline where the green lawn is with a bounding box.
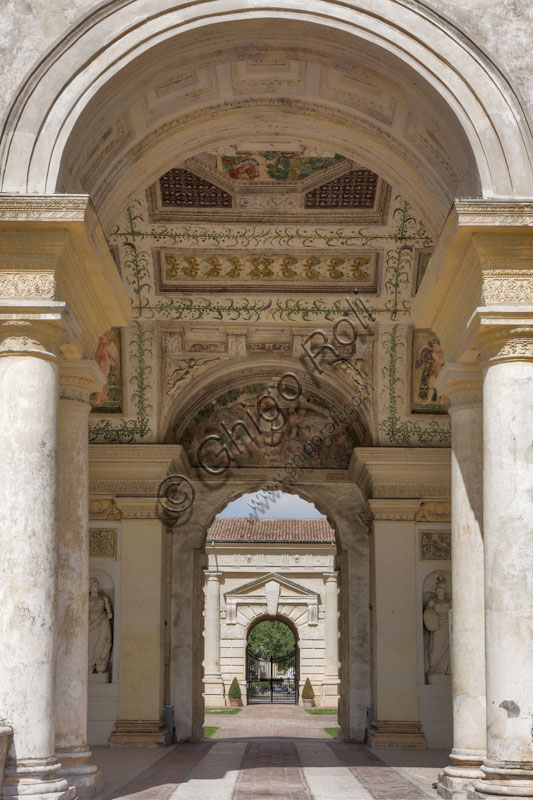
[304,708,338,715]
[324,727,338,739]
[203,726,220,738]
[205,707,242,714]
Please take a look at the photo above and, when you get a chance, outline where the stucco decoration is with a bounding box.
[89,529,117,559]
[423,571,452,685]
[88,577,114,683]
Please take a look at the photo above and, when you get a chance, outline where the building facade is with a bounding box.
[203,517,340,708]
[0,2,532,800]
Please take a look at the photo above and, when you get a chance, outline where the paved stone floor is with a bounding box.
[94,706,447,800]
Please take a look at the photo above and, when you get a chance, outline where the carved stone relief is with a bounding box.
[89,528,117,559]
[419,530,451,561]
[88,577,114,683]
[422,571,452,685]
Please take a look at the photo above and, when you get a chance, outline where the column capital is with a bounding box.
[465,308,533,367]
[412,202,533,362]
[204,571,223,581]
[434,362,483,410]
[323,571,338,583]
[59,359,105,404]
[0,301,73,360]
[0,196,130,359]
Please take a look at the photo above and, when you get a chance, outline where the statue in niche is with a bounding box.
[88,577,113,682]
[423,574,451,684]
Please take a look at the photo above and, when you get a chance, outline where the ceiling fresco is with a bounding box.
[88,151,450,451]
[195,151,345,182]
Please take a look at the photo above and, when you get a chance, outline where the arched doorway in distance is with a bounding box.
[246,616,298,705]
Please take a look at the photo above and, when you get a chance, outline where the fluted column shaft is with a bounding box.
[55,362,104,798]
[435,364,486,799]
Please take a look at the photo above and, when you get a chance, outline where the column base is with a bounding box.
[469,761,533,799]
[437,750,486,798]
[56,748,100,800]
[110,721,171,748]
[368,720,426,748]
[1,757,70,800]
[203,675,225,708]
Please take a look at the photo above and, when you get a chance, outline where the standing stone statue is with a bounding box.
[88,577,113,681]
[423,575,451,684]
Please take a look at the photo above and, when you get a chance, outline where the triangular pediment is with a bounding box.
[225,572,319,600]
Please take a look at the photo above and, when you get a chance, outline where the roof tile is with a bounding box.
[207,517,335,543]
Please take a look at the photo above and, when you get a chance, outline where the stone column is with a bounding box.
[324,572,339,675]
[322,571,340,709]
[0,318,70,800]
[435,364,486,799]
[203,571,224,707]
[473,317,533,798]
[55,362,104,797]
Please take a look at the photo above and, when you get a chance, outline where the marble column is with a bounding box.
[203,571,224,706]
[55,362,104,797]
[473,319,533,798]
[435,364,486,799]
[0,320,70,800]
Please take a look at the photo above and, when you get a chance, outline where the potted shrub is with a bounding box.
[228,677,242,707]
[301,677,315,708]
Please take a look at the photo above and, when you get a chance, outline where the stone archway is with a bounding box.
[168,478,369,742]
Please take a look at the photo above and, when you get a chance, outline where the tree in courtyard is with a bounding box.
[248,620,295,659]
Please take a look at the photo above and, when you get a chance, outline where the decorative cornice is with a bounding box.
[481,269,533,305]
[0,194,90,221]
[453,201,533,227]
[368,499,421,521]
[352,447,451,499]
[89,444,190,496]
[115,497,161,519]
[0,271,55,299]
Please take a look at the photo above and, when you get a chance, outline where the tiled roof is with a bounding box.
[207,517,335,543]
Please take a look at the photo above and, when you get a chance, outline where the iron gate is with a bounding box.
[246,649,298,704]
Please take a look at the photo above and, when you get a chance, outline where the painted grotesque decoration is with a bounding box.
[88,578,113,681]
[91,329,122,413]
[412,330,449,412]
